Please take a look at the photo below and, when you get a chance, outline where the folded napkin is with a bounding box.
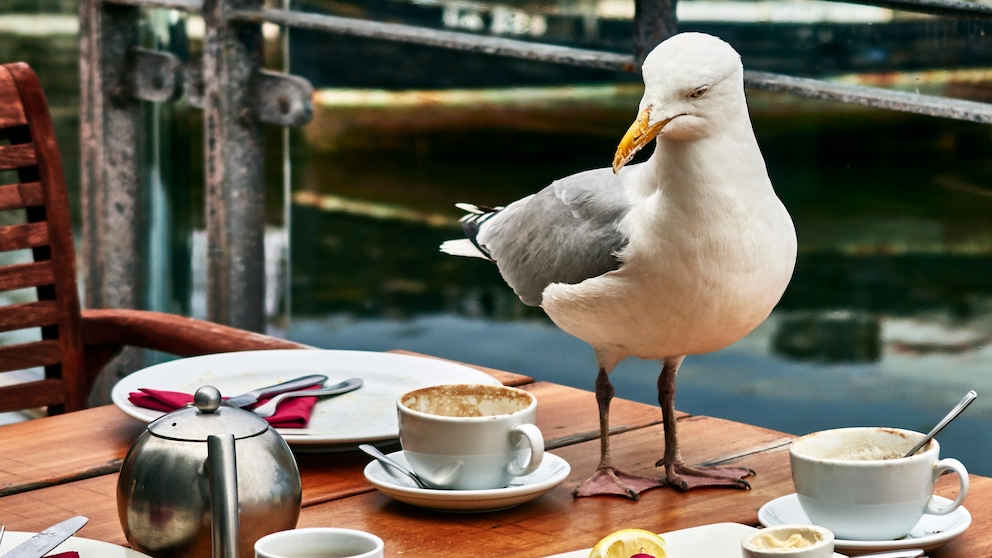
[128,387,320,428]
[48,553,79,558]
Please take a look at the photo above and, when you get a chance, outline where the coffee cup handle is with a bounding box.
[506,423,545,477]
[925,458,969,515]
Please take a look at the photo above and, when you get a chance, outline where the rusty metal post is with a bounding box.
[634,0,678,66]
[79,0,147,401]
[79,0,146,312]
[202,0,267,331]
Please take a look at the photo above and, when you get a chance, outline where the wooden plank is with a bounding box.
[0,339,60,372]
[0,378,64,412]
[0,221,49,251]
[0,182,44,210]
[0,143,37,171]
[0,260,54,291]
[0,300,58,331]
[518,380,676,449]
[0,65,28,128]
[0,474,128,547]
[0,405,144,496]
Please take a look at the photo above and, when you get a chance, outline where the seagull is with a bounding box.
[439,32,797,499]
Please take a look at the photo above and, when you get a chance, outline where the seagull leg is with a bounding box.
[573,366,664,499]
[656,356,754,490]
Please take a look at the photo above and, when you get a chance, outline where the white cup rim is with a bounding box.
[254,527,384,558]
[790,426,937,464]
[397,383,537,422]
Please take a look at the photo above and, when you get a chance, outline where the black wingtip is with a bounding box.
[454,203,502,262]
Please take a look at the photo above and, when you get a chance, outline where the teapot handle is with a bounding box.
[208,434,240,558]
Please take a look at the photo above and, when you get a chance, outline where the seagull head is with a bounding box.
[612,33,745,173]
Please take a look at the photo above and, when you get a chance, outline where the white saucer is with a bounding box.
[363,451,570,512]
[758,493,971,554]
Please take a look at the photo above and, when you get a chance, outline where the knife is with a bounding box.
[224,374,328,408]
[1,516,88,558]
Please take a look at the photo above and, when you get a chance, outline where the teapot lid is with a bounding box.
[147,385,270,441]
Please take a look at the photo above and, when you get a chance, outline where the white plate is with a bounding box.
[111,350,501,451]
[363,450,570,512]
[0,531,151,557]
[545,522,846,557]
[759,493,971,553]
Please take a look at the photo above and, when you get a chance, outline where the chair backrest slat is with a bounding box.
[0,62,86,414]
[0,341,61,373]
[0,300,59,332]
[0,143,38,171]
[0,261,54,291]
[0,379,65,412]
[0,183,45,209]
[0,222,50,252]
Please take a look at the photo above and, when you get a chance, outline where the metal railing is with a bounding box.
[79,0,992,333]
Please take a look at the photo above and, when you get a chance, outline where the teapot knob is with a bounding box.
[194,386,223,413]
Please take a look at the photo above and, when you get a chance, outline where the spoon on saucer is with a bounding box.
[359,444,431,489]
[905,389,977,457]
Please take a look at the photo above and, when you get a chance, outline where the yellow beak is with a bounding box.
[612,105,669,174]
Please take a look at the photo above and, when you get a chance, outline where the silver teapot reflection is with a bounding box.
[117,386,302,558]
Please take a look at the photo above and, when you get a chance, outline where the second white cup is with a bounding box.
[397,383,544,490]
[790,427,969,540]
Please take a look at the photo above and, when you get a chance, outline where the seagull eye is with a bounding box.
[688,86,709,99]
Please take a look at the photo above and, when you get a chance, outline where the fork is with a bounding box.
[252,377,363,417]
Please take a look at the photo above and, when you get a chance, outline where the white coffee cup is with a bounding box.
[254,527,384,558]
[790,427,969,540]
[396,383,545,490]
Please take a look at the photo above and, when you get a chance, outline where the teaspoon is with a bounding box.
[905,389,977,457]
[358,443,430,489]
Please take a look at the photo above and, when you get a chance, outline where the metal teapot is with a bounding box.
[117,386,302,558]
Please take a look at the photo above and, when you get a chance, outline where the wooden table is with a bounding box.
[0,354,984,557]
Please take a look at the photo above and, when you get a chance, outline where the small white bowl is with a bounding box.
[255,528,384,558]
[741,524,835,558]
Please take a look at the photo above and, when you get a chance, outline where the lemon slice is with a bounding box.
[588,528,668,558]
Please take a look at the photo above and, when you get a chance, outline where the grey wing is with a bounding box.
[477,167,632,306]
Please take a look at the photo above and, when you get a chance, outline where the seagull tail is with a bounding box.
[439,239,489,259]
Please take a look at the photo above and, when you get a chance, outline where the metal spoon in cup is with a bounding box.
[905,389,977,457]
[358,444,430,489]
[251,377,363,418]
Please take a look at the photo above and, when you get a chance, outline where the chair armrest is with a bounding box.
[80,308,313,357]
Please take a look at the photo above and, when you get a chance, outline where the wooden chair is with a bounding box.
[0,61,309,417]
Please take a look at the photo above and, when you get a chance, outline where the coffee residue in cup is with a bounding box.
[835,446,905,461]
[806,430,918,461]
[401,384,531,417]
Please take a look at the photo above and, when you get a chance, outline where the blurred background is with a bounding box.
[5,0,992,473]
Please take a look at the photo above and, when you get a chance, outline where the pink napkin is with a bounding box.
[48,553,79,558]
[128,386,320,428]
